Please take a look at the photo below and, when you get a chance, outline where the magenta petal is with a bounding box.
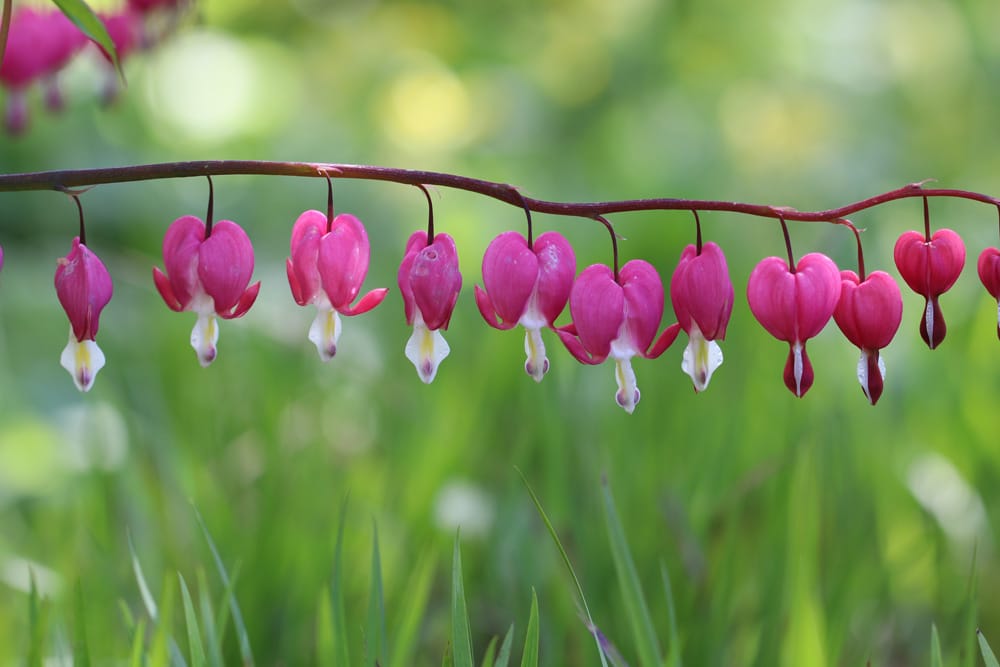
[533,231,576,325]
[894,228,966,297]
[670,242,734,340]
[619,259,665,353]
[221,281,261,320]
[644,322,682,359]
[475,285,515,330]
[569,264,623,360]
[977,247,1000,299]
[792,253,842,339]
[339,287,389,316]
[409,233,462,331]
[318,213,371,310]
[160,215,205,308]
[834,270,902,350]
[555,326,606,365]
[288,210,325,305]
[153,267,183,311]
[747,257,798,341]
[480,231,537,325]
[783,342,814,397]
[397,230,428,325]
[55,238,113,341]
[198,220,256,314]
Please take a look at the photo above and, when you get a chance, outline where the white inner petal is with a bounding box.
[614,358,640,414]
[191,313,220,368]
[523,327,549,383]
[308,307,341,362]
[60,330,105,393]
[405,317,450,384]
[680,326,723,393]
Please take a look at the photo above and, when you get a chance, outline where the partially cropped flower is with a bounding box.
[153,215,261,367]
[398,231,462,383]
[556,260,680,413]
[96,11,141,105]
[474,231,576,382]
[747,253,841,398]
[978,246,1000,340]
[833,270,903,405]
[893,228,965,349]
[669,242,734,392]
[286,210,388,360]
[55,237,113,392]
[0,244,4,272]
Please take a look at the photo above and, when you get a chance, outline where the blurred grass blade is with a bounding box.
[961,545,979,667]
[452,533,475,667]
[930,623,942,667]
[73,580,92,667]
[519,589,539,667]
[197,569,225,667]
[28,572,46,667]
[179,573,207,667]
[602,478,663,667]
[660,561,682,667]
[149,576,182,667]
[129,532,159,621]
[515,467,609,667]
[330,496,351,667]
[317,589,335,667]
[50,0,122,77]
[194,507,254,667]
[481,635,498,667]
[443,641,454,667]
[979,630,1000,667]
[495,624,514,667]
[130,618,148,667]
[389,548,436,667]
[366,521,387,666]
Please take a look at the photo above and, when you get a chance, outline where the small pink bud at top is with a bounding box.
[556,260,681,413]
[398,231,462,383]
[747,252,841,398]
[893,228,965,349]
[153,215,260,366]
[97,12,141,63]
[286,210,388,360]
[669,242,734,392]
[55,237,113,391]
[978,246,1000,340]
[833,270,902,405]
[474,230,575,382]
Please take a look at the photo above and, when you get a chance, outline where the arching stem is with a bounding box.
[692,209,702,254]
[205,175,215,237]
[779,214,795,273]
[594,215,620,282]
[323,171,335,233]
[416,183,434,244]
[73,194,86,245]
[515,189,534,248]
[922,196,931,242]
[838,218,865,281]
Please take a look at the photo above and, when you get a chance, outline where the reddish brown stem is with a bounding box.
[594,215,620,282]
[839,219,866,281]
[779,215,795,273]
[0,0,11,73]
[415,183,434,243]
[0,162,999,226]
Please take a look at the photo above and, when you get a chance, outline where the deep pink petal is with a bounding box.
[55,238,113,341]
[198,220,255,314]
[397,230,428,325]
[893,228,966,297]
[339,288,389,316]
[480,231,537,324]
[783,342,814,397]
[409,233,462,331]
[792,253,842,340]
[159,215,205,309]
[219,281,261,320]
[569,264,623,359]
[834,270,902,350]
[475,285,516,330]
[747,257,798,341]
[555,326,606,365]
[619,259,665,353]
[977,247,1000,299]
[643,322,682,359]
[318,213,372,310]
[670,242,734,340]
[533,231,576,325]
[287,210,325,305]
[153,267,183,311]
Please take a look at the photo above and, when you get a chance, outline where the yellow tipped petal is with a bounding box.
[523,327,549,383]
[405,321,450,384]
[308,307,342,362]
[60,330,105,392]
[614,357,639,413]
[190,313,219,367]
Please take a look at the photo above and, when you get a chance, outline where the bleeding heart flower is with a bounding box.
[153,215,261,367]
[286,210,388,360]
[55,237,113,392]
[669,242,734,392]
[398,230,462,383]
[747,253,842,397]
[556,260,681,413]
[893,228,965,349]
[978,246,1000,340]
[474,230,576,382]
[833,270,902,405]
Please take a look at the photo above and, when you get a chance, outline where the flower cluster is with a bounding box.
[0,2,186,135]
[22,196,999,408]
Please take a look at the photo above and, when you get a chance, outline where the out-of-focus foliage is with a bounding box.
[2,0,1000,664]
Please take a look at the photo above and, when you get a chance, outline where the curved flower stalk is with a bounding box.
[556,260,681,413]
[669,241,734,392]
[55,237,113,391]
[978,247,1000,340]
[474,230,576,382]
[153,215,261,367]
[833,271,903,405]
[286,210,388,360]
[747,253,842,398]
[893,228,965,349]
[398,230,462,383]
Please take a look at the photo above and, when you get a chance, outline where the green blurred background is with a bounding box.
[2,0,1000,664]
